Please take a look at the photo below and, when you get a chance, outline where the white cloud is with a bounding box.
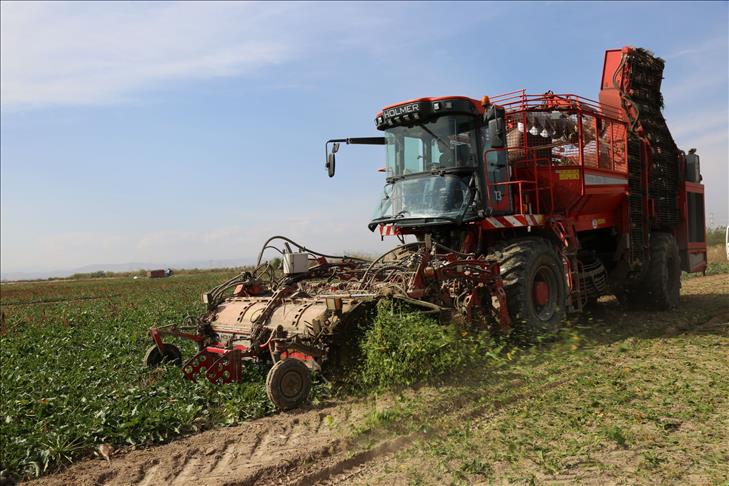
[1,2,497,110]
[0,2,295,108]
[665,35,728,60]
[668,110,728,139]
[663,70,729,102]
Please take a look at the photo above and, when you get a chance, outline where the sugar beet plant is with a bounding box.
[0,276,508,481]
[0,274,273,481]
[358,300,506,388]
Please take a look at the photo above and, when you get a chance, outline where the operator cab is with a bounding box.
[371,98,485,230]
[325,96,508,231]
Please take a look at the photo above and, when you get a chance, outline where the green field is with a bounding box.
[2,254,728,484]
[0,271,498,481]
[0,272,277,480]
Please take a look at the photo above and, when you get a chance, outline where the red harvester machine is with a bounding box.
[146,47,706,409]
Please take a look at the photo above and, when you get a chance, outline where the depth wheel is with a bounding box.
[490,238,567,344]
[266,358,311,411]
[144,343,182,367]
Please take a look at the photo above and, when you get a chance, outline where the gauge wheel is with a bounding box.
[144,343,182,368]
[266,358,312,410]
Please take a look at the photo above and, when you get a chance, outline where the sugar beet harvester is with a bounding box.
[146,47,707,410]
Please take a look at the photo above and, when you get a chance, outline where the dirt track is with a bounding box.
[27,378,570,486]
[28,274,729,486]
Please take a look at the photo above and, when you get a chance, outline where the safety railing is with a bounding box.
[484,148,556,215]
[484,120,628,216]
[488,179,537,214]
[481,90,630,219]
[489,89,624,123]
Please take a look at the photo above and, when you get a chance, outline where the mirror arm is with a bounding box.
[325,137,386,158]
[324,137,387,178]
[346,137,386,145]
[325,138,349,162]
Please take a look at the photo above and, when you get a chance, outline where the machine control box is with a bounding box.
[283,252,309,275]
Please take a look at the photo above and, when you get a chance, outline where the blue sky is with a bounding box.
[1,1,727,275]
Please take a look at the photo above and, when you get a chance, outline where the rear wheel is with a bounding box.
[266,358,311,410]
[490,238,567,343]
[620,233,681,310]
[645,233,681,309]
[144,343,182,367]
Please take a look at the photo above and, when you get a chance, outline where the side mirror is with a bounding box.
[323,137,384,178]
[488,118,505,148]
[326,152,336,177]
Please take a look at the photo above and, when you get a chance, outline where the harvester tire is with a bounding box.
[644,233,681,310]
[266,358,311,410]
[490,238,567,344]
[144,343,182,368]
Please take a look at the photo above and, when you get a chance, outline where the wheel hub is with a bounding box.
[533,281,549,307]
[280,369,304,399]
[532,265,559,321]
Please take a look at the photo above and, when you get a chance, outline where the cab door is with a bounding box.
[481,107,512,214]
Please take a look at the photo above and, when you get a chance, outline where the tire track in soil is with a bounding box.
[26,373,571,486]
[169,449,206,485]
[27,402,370,486]
[204,436,256,480]
[134,464,159,486]
[269,377,575,486]
[134,414,337,486]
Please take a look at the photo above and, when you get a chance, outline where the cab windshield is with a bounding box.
[371,174,475,223]
[384,115,478,178]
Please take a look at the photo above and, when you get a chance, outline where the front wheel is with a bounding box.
[490,238,567,344]
[266,358,312,410]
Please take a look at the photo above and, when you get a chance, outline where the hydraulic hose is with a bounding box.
[359,242,423,283]
[255,235,370,267]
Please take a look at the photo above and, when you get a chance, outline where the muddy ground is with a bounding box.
[28,274,729,486]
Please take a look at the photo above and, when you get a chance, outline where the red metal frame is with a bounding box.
[407,244,511,329]
[151,325,204,349]
[476,91,629,236]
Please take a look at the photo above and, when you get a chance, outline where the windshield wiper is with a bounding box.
[368,216,461,232]
[369,215,458,228]
[455,176,478,225]
[388,167,472,183]
[430,166,474,176]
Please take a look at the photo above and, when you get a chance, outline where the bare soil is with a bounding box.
[27,274,729,486]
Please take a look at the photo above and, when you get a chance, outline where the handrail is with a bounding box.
[486,89,624,122]
[479,90,630,221]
